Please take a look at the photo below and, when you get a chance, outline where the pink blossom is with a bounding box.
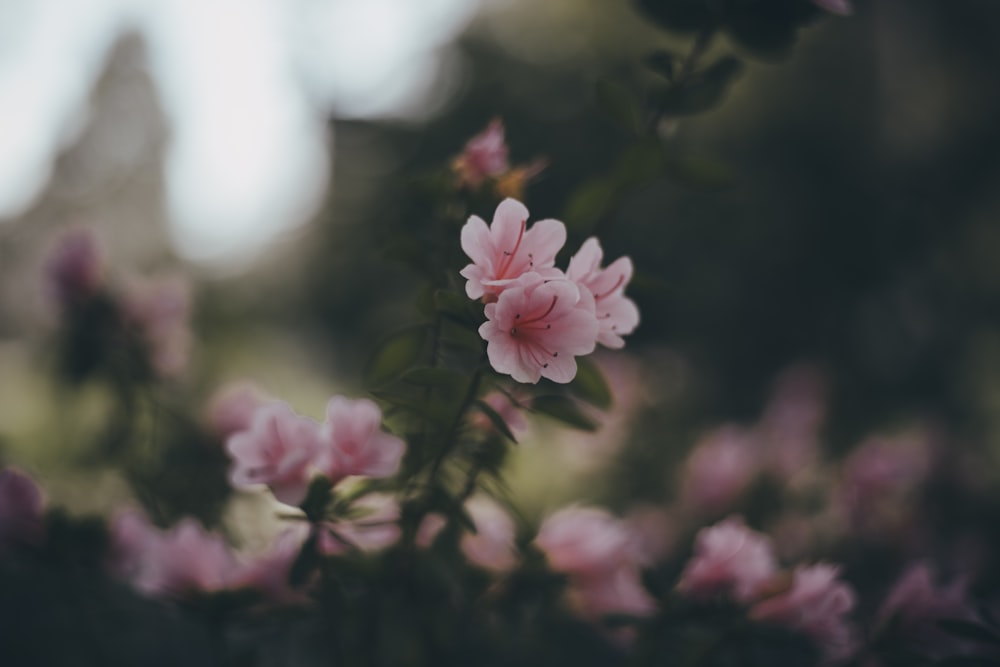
[679,427,760,516]
[206,381,269,438]
[677,516,778,604]
[813,0,852,16]
[0,467,45,549]
[111,511,237,597]
[534,505,633,577]
[480,272,598,384]
[319,493,401,555]
[122,275,192,378]
[415,512,448,549]
[452,118,510,188]
[43,227,105,306]
[757,365,825,480]
[231,526,312,603]
[226,401,323,506]
[568,562,657,620]
[459,198,566,301]
[750,564,857,663]
[318,397,405,483]
[461,495,518,573]
[624,504,679,566]
[566,238,639,349]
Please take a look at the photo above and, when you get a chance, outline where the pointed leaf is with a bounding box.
[364,326,428,388]
[472,399,518,443]
[568,356,613,409]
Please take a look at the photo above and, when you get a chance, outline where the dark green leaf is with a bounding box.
[288,530,320,588]
[644,50,680,81]
[595,78,642,134]
[634,0,716,33]
[364,325,428,388]
[531,395,599,432]
[568,356,613,409]
[401,367,468,391]
[472,399,518,443]
[654,56,744,117]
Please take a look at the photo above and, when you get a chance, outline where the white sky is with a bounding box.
[0,0,481,264]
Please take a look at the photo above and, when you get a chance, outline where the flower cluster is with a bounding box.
[461,198,639,383]
[225,395,406,507]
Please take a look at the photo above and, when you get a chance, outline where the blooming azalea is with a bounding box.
[678,426,760,516]
[677,516,778,604]
[479,272,598,384]
[461,495,519,573]
[452,118,510,189]
[318,396,405,483]
[206,380,269,438]
[460,198,566,301]
[566,237,639,349]
[226,401,323,506]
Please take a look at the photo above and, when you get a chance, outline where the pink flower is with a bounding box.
[319,493,401,555]
[415,512,448,549]
[459,198,566,301]
[624,504,679,566]
[679,427,760,516]
[757,365,825,480]
[568,562,657,620]
[677,516,778,604]
[0,467,45,549]
[480,273,598,384]
[750,564,857,663]
[205,381,269,438]
[231,526,312,603]
[226,402,323,506]
[535,505,633,577]
[43,227,105,306]
[461,495,518,573]
[110,511,237,597]
[813,0,852,16]
[566,238,639,349]
[122,275,192,378]
[317,397,405,483]
[452,118,510,188]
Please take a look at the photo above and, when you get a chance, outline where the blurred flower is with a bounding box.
[814,0,853,16]
[874,562,974,658]
[480,272,598,384]
[0,467,45,550]
[679,427,760,517]
[566,238,639,349]
[452,118,510,189]
[121,275,192,378]
[750,564,857,664]
[535,505,656,620]
[110,511,236,597]
[460,198,566,301]
[226,402,323,506]
[624,503,679,566]
[205,381,270,438]
[470,390,529,436]
[677,516,778,604]
[319,493,401,555]
[415,512,448,549]
[461,495,519,573]
[318,396,406,484]
[231,526,312,604]
[43,227,105,307]
[757,365,826,481]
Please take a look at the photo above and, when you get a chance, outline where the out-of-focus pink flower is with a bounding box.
[535,505,633,577]
[122,275,192,378]
[0,467,45,549]
[231,526,312,603]
[459,198,566,301]
[416,512,448,549]
[480,272,598,384]
[43,227,105,306]
[679,427,760,517]
[814,0,852,16]
[461,495,518,573]
[226,402,323,506]
[835,431,931,540]
[624,504,679,566]
[453,118,510,189]
[111,511,236,597]
[875,563,973,657]
[750,564,857,664]
[318,397,405,483]
[206,381,270,438]
[677,516,778,604]
[536,505,655,620]
[566,238,639,349]
[470,390,529,436]
[757,365,826,480]
[319,493,401,555]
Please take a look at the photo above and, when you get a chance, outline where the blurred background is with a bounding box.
[3,0,1000,527]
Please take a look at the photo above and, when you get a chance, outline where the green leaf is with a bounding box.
[563,180,620,234]
[364,325,428,388]
[434,289,476,322]
[654,56,744,117]
[531,395,599,432]
[644,50,680,81]
[595,78,643,134]
[472,399,518,443]
[568,356,613,409]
